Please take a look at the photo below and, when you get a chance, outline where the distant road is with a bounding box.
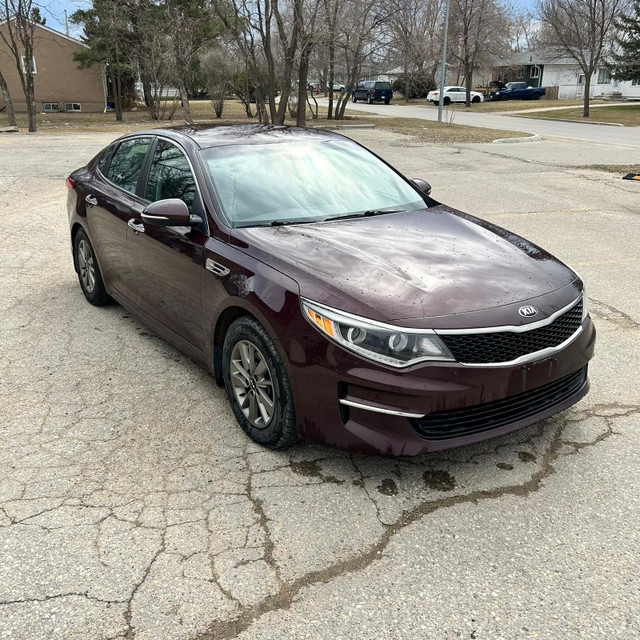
[325,98,640,148]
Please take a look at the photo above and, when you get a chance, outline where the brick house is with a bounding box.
[0,19,107,113]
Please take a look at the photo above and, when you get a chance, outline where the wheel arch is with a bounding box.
[212,305,258,386]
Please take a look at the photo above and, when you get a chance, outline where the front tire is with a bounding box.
[367,95,373,104]
[472,95,481,103]
[73,228,111,306]
[222,317,298,449]
[352,94,357,103]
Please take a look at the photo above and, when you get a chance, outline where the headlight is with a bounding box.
[301,298,455,367]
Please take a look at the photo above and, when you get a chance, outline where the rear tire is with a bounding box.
[352,94,357,102]
[384,98,390,105]
[532,93,541,100]
[443,97,451,106]
[222,317,298,449]
[73,228,111,306]
[472,95,481,103]
[367,95,373,104]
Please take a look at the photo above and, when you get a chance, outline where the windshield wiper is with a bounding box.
[324,208,406,222]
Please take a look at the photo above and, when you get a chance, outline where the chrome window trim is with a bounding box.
[339,398,425,418]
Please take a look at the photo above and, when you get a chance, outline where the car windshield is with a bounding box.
[200,139,425,227]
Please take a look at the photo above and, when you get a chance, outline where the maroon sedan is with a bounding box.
[67,125,594,456]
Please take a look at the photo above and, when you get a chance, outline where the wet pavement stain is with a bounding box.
[423,470,456,491]
[376,478,399,496]
[518,451,537,463]
[496,463,514,471]
[290,460,323,478]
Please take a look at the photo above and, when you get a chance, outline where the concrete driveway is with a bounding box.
[336,98,640,148]
[1,130,639,640]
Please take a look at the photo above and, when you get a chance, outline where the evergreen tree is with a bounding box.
[610,1,640,82]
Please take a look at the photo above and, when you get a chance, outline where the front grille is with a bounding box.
[411,366,587,440]
[440,298,583,364]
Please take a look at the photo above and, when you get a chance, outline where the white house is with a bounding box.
[494,50,640,100]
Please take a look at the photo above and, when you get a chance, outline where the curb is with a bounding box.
[492,133,541,144]
[513,116,624,127]
[313,123,375,130]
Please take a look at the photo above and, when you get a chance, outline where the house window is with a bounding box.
[530,65,540,78]
[20,55,37,74]
[42,102,59,113]
[597,68,611,84]
[65,103,82,112]
[577,74,585,85]
[516,67,525,79]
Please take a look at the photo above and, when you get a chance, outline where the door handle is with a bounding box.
[85,194,98,207]
[127,218,145,234]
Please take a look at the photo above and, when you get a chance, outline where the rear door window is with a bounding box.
[106,137,153,194]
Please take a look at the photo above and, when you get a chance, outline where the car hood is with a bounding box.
[232,206,579,329]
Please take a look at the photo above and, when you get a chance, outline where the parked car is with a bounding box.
[67,125,594,456]
[352,81,393,104]
[489,81,546,101]
[426,86,484,105]
[328,82,346,92]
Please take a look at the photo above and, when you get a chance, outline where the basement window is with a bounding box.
[65,103,82,112]
[42,102,59,113]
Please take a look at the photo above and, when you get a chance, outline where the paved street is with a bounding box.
[1,129,639,640]
[337,98,640,148]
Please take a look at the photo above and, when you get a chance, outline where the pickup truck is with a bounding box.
[488,81,546,101]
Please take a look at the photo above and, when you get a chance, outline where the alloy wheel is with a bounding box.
[77,238,96,294]
[230,340,276,429]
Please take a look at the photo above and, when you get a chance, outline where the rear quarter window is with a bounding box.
[375,82,392,90]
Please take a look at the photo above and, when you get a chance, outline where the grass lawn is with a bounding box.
[395,97,591,113]
[516,103,640,126]
[1,98,528,144]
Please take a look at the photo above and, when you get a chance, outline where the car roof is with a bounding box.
[119,124,346,150]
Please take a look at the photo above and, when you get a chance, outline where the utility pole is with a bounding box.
[64,10,69,36]
[437,0,451,123]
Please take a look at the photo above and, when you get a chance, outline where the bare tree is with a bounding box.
[0,0,43,131]
[0,68,17,127]
[387,0,444,100]
[201,48,234,117]
[537,0,627,116]
[296,0,322,125]
[449,0,508,107]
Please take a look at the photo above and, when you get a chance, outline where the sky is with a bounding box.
[42,0,89,37]
[44,0,537,40]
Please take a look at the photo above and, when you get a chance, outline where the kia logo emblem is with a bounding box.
[519,305,539,318]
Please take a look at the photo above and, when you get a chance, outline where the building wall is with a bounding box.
[0,22,105,113]
[541,64,640,100]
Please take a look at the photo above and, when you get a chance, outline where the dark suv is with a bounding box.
[352,81,393,104]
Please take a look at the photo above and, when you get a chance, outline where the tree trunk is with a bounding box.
[327,41,335,119]
[180,83,193,124]
[142,75,153,108]
[465,66,472,108]
[296,44,311,126]
[583,75,590,117]
[0,70,17,128]
[26,75,36,132]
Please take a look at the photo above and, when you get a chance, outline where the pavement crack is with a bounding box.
[195,413,621,640]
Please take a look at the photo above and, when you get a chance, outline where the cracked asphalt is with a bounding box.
[1,129,639,640]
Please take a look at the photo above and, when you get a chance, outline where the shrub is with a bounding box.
[392,72,437,99]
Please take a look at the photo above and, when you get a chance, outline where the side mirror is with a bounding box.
[141,198,191,226]
[410,178,432,196]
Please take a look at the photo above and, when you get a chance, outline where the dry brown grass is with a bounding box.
[2,98,528,144]
[516,104,640,126]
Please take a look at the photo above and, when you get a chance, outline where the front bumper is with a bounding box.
[281,317,595,456]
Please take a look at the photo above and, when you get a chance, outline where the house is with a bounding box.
[493,50,640,100]
[0,19,107,113]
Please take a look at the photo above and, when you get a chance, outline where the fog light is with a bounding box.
[417,336,443,356]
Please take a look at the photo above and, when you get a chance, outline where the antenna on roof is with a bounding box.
[64,10,69,36]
